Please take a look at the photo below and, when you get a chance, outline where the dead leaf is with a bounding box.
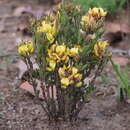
[20,81,44,99]
[20,81,57,99]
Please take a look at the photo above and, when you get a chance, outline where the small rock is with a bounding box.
[112,57,129,66]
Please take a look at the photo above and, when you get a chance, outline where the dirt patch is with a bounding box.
[1,67,130,130]
[0,0,130,130]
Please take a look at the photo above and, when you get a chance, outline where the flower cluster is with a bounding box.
[69,45,81,60]
[81,8,107,31]
[94,41,108,58]
[18,41,34,56]
[46,44,69,71]
[58,65,82,88]
[37,21,56,43]
[46,44,81,71]
[88,8,107,20]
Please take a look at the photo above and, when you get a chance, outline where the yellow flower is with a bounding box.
[75,82,82,87]
[56,44,66,56]
[74,73,82,80]
[81,8,107,31]
[18,44,28,56]
[49,44,57,52]
[60,55,69,63]
[88,8,107,19]
[81,14,96,31]
[27,42,34,53]
[61,78,70,88]
[58,65,70,77]
[47,44,69,71]
[72,67,78,75]
[58,65,83,88]
[94,41,108,58]
[46,33,55,43]
[37,20,56,43]
[18,41,34,56]
[68,46,81,61]
[58,67,65,77]
[99,8,107,17]
[47,60,56,71]
[81,15,90,23]
[89,7,99,16]
[69,46,79,57]
[37,21,52,33]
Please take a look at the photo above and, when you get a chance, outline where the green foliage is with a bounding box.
[110,59,130,101]
[74,0,126,13]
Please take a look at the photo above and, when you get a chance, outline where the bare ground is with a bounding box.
[0,0,130,130]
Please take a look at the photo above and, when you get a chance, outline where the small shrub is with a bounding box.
[18,1,110,121]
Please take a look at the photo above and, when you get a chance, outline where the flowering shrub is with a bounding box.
[18,2,111,121]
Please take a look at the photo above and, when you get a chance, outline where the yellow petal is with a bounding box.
[69,47,79,56]
[27,42,34,53]
[46,33,55,43]
[41,22,52,33]
[61,85,67,89]
[88,7,107,19]
[75,82,82,87]
[74,73,82,80]
[94,44,99,57]
[61,78,70,87]
[99,8,107,17]
[37,27,43,32]
[49,60,56,70]
[91,8,99,15]
[81,15,90,23]
[18,45,28,56]
[58,67,65,77]
[72,67,78,74]
[47,67,53,71]
[99,41,108,50]
[94,41,108,57]
[69,79,74,84]
[56,45,66,55]
[61,55,69,63]
[37,21,56,35]
[18,42,34,56]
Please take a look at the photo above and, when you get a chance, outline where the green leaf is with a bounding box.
[110,58,130,100]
